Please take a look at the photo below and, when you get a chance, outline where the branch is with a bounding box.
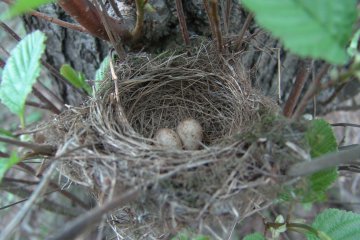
[331,123,360,128]
[175,0,190,46]
[292,64,330,119]
[49,187,140,240]
[0,136,56,155]
[58,0,131,42]
[283,60,310,117]
[0,163,57,240]
[234,13,253,50]
[132,0,146,42]
[1,0,87,33]
[208,0,223,53]
[203,0,216,39]
[287,145,360,177]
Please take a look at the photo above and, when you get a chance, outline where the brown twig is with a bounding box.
[332,123,360,128]
[283,60,311,117]
[234,13,253,50]
[58,0,132,42]
[49,187,140,240]
[175,0,190,46]
[222,0,232,35]
[0,163,57,240]
[203,0,216,38]
[0,136,56,155]
[287,145,360,177]
[32,83,64,114]
[108,0,123,19]
[208,0,223,53]
[93,0,126,60]
[1,0,87,33]
[292,64,330,119]
[0,151,10,158]
[0,57,5,68]
[25,100,51,110]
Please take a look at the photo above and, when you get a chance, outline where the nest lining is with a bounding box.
[42,42,309,238]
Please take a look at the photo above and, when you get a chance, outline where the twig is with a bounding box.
[0,163,57,240]
[25,100,51,110]
[32,83,64,114]
[287,145,360,177]
[0,151,10,158]
[0,136,56,155]
[58,0,132,42]
[175,0,190,46]
[331,123,360,128]
[283,60,310,117]
[0,57,5,68]
[132,0,146,42]
[49,187,140,240]
[109,54,119,102]
[30,10,88,33]
[109,0,123,19]
[292,64,329,119]
[203,0,216,39]
[94,0,126,60]
[1,0,87,33]
[222,0,232,35]
[234,13,253,50]
[209,0,223,53]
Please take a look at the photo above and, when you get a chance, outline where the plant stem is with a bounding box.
[234,13,253,50]
[0,136,56,155]
[287,145,360,177]
[58,0,132,42]
[209,0,223,53]
[283,60,310,117]
[175,0,190,46]
[292,64,329,119]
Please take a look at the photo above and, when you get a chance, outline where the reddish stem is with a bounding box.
[58,0,131,42]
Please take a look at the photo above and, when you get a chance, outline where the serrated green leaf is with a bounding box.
[305,119,338,201]
[94,56,110,90]
[2,0,55,19]
[0,30,47,126]
[0,152,20,183]
[60,64,92,95]
[307,119,338,158]
[242,0,357,64]
[307,209,360,240]
[243,232,265,240]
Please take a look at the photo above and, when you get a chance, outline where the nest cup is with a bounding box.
[50,42,291,238]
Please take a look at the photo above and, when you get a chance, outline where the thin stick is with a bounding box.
[25,100,50,110]
[222,0,232,35]
[109,55,119,102]
[175,0,190,46]
[108,0,123,19]
[332,123,360,128]
[234,13,253,50]
[94,0,126,60]
[0,136,56,155]
[287,145,360,177]
[49,187,140,240]
[209,0,223,53]
[30,10,88,33]
[292,64,329,119]
[0,163,57,240]
[33,83,64,114]
[203,0,216,39]
[283,60,310,117]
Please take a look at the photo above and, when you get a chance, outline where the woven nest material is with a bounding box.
[43,42,309,238]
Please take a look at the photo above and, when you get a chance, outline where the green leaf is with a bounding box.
[307,209,360,240]
[94,56,110,90]
[0,30,47,126]
[0,152,20,183]
[2,0,55,19]
[305,119,338,201]
[242,0,357,64]
[0,128,14,138]
[243,232,265,240]
[60,64,92,95]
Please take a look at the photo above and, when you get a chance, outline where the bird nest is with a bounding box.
[43,42,309,238]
